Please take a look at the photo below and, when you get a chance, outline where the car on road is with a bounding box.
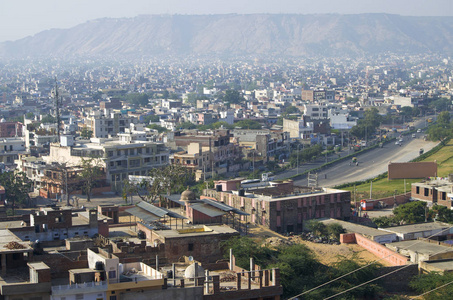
[417,129,422,133]
[412,134,416,138]
[395,141,401,146]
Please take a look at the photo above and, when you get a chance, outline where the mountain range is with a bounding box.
[1,14,453,59]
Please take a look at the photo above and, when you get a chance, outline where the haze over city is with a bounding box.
[1,0,453,299]
[1,0,452,42]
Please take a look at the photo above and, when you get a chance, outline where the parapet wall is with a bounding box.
[340,233,408,266]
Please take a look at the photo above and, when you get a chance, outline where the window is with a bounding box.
[424,188,429,197]
[188,243,194,251]
[108,270,116,279]
[416,186,420,194]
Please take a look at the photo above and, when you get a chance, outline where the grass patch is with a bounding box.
[342,139,453,199]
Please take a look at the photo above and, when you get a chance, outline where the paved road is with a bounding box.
[290,136,437,187]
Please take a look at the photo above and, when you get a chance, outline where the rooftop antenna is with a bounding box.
[54,77,61,143]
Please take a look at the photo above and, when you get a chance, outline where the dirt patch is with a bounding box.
[248,224,392,267]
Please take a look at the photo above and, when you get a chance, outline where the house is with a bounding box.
[205,180,351,234]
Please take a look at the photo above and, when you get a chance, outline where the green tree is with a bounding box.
[78,156,104,202]
[147,124,168,133]
[393,201,428,225]
[223,90,244,104]
[178,122,197,130]
[410,272,453,300]
[307,220,327,236]
[234,119,262,129]
[269,244,325,298]
[326,223,345,239]
[25,112,34,119]
[326,256,382,299]
[126,93,149,106]
[80,127,93,139]
[432,205,453,223]
[428,124,451,145]
[143,114,160,124]
[41,114,56,124]
[123,164,193,204]
[437,110,451,127]
[0,171,32,213]
[221,236,276,270]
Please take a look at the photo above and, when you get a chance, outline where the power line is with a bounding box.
[324,240,453,299]
[410,279,453,299]
[288,225,453,300]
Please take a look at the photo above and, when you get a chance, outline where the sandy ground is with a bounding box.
[247,224,393,267]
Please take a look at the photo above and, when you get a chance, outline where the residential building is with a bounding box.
[45,137,169,192]
[0,121,22,137]
[205,180,351,234]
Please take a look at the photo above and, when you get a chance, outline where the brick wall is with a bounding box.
[344,233,408,266]
[388,162,437,179]
[367,192,411,207]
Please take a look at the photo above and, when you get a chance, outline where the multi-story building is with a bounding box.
[45,136,169,192]
[86,111,136,138]
[0,121,22,138]
[205,180,351,234]
[0,137,27,169]
[233,129,290,162]
[167,130,243,176]
[283,117,314,140]
[301,88,335,102]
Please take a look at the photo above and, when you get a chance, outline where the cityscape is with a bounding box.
[1,1,453,299]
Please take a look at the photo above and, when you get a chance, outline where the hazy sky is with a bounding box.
[1,0,452,42]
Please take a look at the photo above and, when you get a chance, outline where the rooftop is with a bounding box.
[380,222,452,235]
[153,225,238,239]
[387,240,453,255]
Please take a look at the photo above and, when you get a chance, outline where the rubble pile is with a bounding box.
[219,271,237,282]
[299,232,340,245]
[4,241,26,249]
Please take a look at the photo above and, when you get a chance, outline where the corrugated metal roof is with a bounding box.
[125,207,160,223]
[190,204,225,218]
[137,201,168,217]
[200,198,249,216]
[200,198,233,212]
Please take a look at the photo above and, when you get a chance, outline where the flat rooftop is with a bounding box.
[0,229,32,253]
[320,219,393,238]
[387,240,453,255]
[422,259,453,272]
[153,225,237,239]
[380,222,451,235]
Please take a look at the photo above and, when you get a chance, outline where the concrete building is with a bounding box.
[8,207,106,243]
[386,239,453,264]
[411,177,453,208]
[379,222,453,241]
[233,129,290,163]
[0,121,22,138]
[86,112,136,138]
[282,117,313,140]
[0,137,27,168]
[45,138,169,191]
[205,180,351,234]
[166,130,242,176]
[301,89,335,102]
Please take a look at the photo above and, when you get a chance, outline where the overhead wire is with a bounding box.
[323,238,453,299]
[288,225,453,300]
[409,279,453,299]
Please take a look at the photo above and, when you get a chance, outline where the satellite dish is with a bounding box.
[188,256,193,262]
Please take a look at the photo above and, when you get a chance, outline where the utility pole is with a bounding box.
[54,78,61,143]
[297,143,300,175]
